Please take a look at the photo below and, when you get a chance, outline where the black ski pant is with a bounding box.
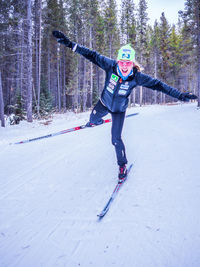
[89,100,127,166]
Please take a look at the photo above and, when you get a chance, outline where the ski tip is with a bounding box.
[128,163,133,170]
[97,211,108,221]
[126,112,139,118]
[97,214,104,221]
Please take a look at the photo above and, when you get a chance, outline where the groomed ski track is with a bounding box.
[0,103,200,267]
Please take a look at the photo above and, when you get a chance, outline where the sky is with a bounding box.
[118,0,186,26]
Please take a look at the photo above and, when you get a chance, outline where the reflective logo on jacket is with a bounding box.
[102,71,137,112]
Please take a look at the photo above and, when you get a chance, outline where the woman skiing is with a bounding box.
[52,30,197,183]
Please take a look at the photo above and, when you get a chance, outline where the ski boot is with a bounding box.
[85,121,94,127]
[118,165,127,183]
[85,119,104,127]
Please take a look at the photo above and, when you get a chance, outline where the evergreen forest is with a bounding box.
[0,0,199,126]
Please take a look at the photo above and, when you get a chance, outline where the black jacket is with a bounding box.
[75,44,182,113]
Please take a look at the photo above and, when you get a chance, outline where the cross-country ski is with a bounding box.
[98,163,133,220]
[10,112,138,145]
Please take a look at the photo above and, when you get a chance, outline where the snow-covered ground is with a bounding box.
[0,103,200,267]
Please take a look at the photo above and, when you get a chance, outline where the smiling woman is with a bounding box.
[117,44,134,79]
[118,60,134,77]
[52,30,197,182]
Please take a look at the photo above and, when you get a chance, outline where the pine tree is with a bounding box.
[120,0,136,45]
[0,0,26,117]
[168,25,183,89]
[26,0,33,122]
[38,76,53,116]
[158,12,171,103]
[136,0,149,62]
[95,8,107,103]
[151,20,160,103]
[144,24,156,104]
[85,0,102,108]
[34,0,42,117]
[179,0,199,103]
[67,0,83,111]
[42,0,68,112]
[104,0,120,58]
[136,0,149,105]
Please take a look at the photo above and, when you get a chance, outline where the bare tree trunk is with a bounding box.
[48,42,51,94]
[154,51,158,104]
[32,83,37,106]
[97,66,100,97]
[16,20,23,97]
[139,55,143,106]
[20,21,25,106]
[139,86,143,106]
[109,35,112,58]
[130,90,136,106]
[0,72,5,127]
[57,48,61,111]
[82,30,87,112]
[163,93,166,104]
[196,0,200,107]
[62,48,66,111]
[26,0,33,122]
[35,0,42,116]
[82,59,87,112]
[89,25,93,108]
[75,58,79,111]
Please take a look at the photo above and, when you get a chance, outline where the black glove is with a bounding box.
[178,92,198,102]
[52,30,75,49]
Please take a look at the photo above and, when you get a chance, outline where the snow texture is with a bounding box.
[0,103,200,267]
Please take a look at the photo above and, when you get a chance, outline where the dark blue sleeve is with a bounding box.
[75,44,115,72]
[136,72,182,99]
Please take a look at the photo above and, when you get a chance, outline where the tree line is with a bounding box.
[0,0,199,126]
